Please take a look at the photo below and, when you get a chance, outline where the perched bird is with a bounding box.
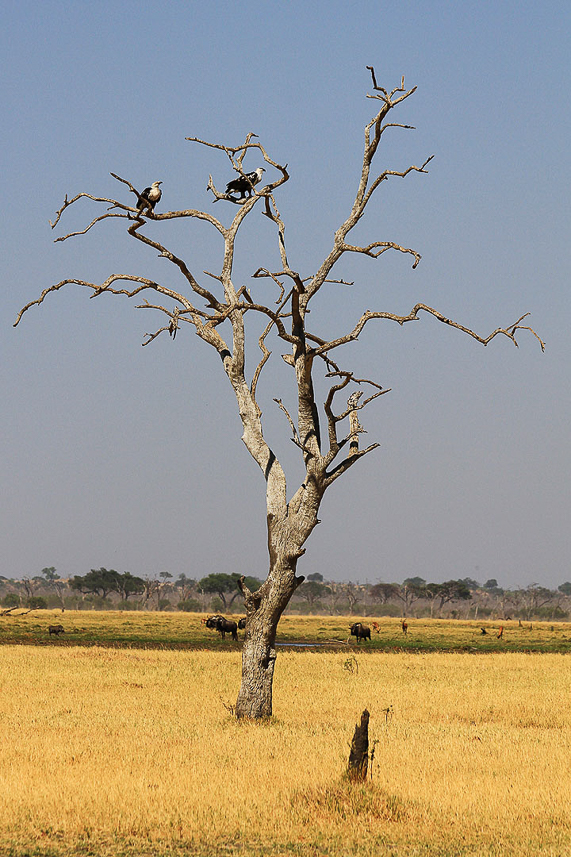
[137,181,162,214]
[225,167,265,199]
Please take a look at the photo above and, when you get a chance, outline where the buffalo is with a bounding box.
[215,617,238,640]
[238,617,247,630]
[350,622,371,643]
[204,614,225,630]
[48,624,65,636]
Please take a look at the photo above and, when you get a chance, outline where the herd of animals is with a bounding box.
[45,616,516,641]
[199,617,397,644]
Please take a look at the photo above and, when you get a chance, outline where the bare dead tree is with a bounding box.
[15,70,543,719]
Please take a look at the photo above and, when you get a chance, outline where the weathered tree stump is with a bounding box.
[347,708,369,781]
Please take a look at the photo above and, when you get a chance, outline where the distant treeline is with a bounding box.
[1,568,570,621]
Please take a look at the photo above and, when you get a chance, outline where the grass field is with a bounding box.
[1,609,571,653]
[1,612,571,856]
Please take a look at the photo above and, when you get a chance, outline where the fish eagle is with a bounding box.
[225,167,265,199]
[137,181,162,214]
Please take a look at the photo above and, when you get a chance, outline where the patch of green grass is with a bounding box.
[0,610,570,653]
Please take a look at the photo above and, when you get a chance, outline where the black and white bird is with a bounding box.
[137,181,162,214]
[225,167,265,199]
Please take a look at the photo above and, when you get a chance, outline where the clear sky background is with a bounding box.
[1,0,569,589]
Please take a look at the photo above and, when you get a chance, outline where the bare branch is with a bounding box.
[54,212,130,242]
[190,133,289,206]
[126,219,223,312]
[49,190,133,230]
[14,274,185,326]
[307,76,427,299]
[312,305,545,356]
[340,239,422,268]
[274,398,304,450]
[251,319,273,405]
[324,443,381,487]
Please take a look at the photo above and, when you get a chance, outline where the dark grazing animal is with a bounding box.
[350,622,371,643]
[205,614,225,630]
[215,617,238,640]
[48,624,65,636]
[238,617,247,630]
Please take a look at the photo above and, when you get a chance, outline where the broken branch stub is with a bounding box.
[347,708,370,781]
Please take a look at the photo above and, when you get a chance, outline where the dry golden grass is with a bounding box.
[1,645,570,856]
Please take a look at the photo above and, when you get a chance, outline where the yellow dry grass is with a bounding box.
[1,646,570,856]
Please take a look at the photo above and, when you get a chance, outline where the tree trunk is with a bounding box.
[235,622,277,719]
[235,550,306,719]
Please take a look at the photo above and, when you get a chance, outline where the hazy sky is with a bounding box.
[2,1,569,589]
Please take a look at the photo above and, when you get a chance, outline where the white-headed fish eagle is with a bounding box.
[137,181,162,214]
[225,167,265,199]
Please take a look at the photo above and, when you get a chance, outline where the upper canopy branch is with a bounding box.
[13,274,195,327]
[361,154,434,210]
[126,219,223,313]
[49,173,227,245]
[312,304,545,355]
[340,239,422,268]
[189,133,289,206]
[49,190,133,230]
[366,68,417,105]
[321,359,389,468]
[307,71,427,299]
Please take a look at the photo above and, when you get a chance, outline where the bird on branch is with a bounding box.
[137,181,162,215]
[225,167,265,200]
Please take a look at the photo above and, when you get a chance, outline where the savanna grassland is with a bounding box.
[1,612,571,857]
[2,609,571,652]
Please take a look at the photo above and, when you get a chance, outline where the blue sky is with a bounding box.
[1,0,569,589]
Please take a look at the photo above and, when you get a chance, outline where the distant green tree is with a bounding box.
[41,567,60,582]
[2,593,20,608]
[403,576,426,587]
[199,573,262,609]
[426,580,471,616]
[70,568,120,600]
[298,581,330,609]
[307,572,324,582]
[199,573,241,608]
[460,577,480,590]
[393,582,427,617]
[483,578,501,591]
[558,582,571,596]
[27,596,47,609]
[177,598,201,612]
[370,582,399,604]
[115,572,145,601]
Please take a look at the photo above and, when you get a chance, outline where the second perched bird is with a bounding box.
[225,167,265,199]
[137,181,162,215]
